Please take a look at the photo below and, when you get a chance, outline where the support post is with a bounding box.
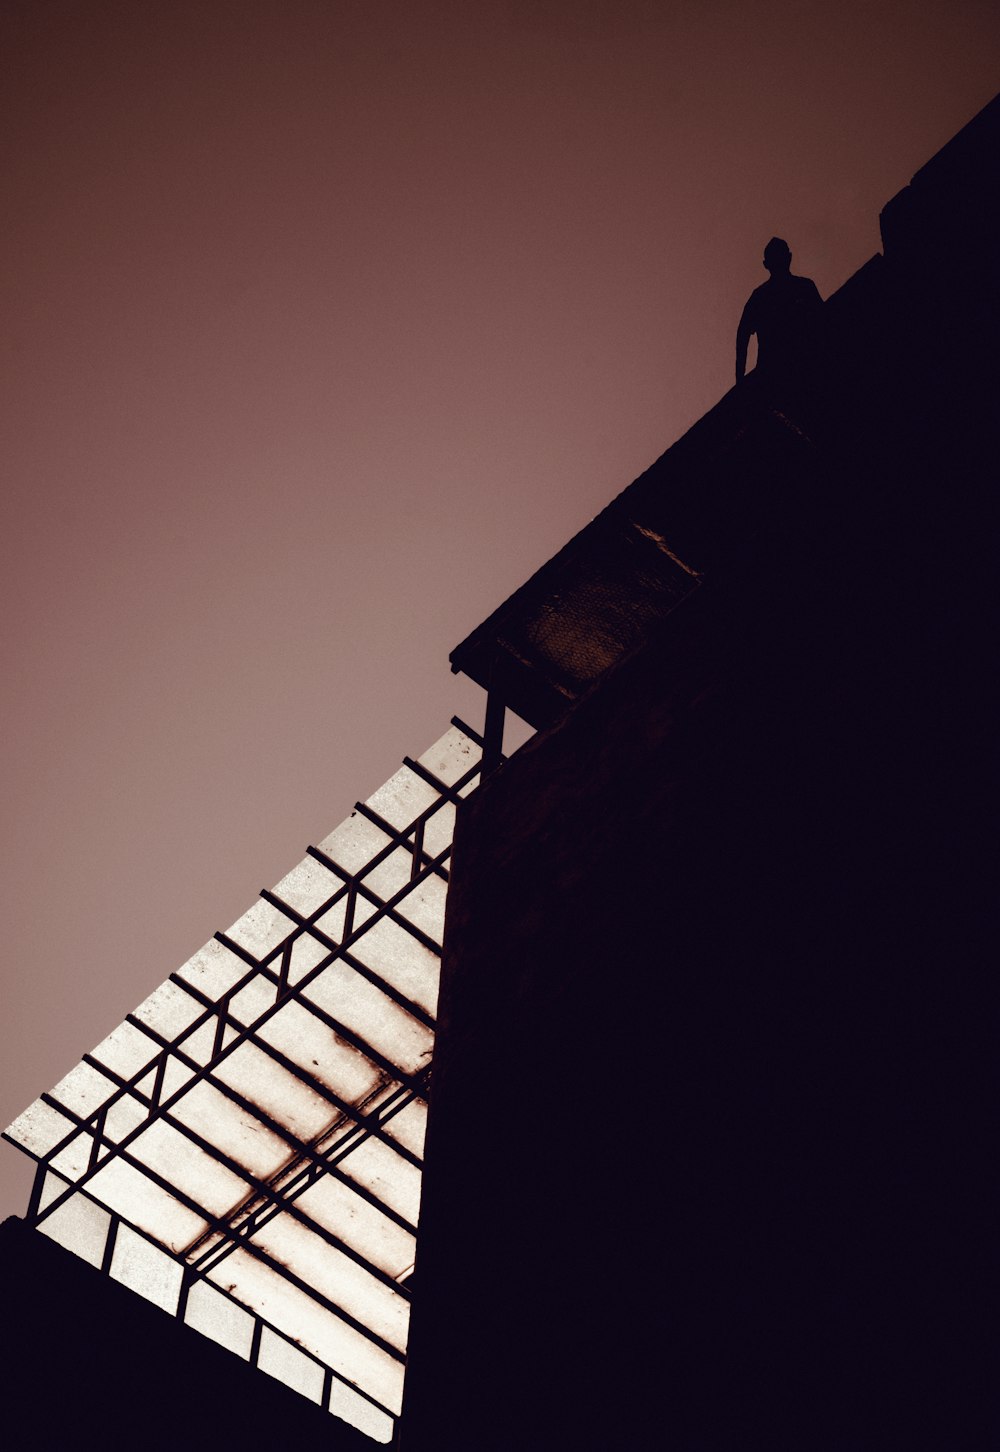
[481,687,505,777]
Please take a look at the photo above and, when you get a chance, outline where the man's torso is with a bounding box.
[746,274,821,373]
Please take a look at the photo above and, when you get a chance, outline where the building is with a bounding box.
[4,94,997,1449]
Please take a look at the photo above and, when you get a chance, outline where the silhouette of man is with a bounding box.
[736,238,823,386]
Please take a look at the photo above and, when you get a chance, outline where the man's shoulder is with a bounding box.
[790,273,822,298]
[743,281,770,312]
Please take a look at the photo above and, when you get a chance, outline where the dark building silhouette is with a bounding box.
[3,94,997,1449]
[401,94,998,1450]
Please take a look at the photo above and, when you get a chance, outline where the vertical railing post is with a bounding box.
[26,1161,46,1226]
[176,1263,194,1324]
[481,685,506,777]
[100,1211,119,1275]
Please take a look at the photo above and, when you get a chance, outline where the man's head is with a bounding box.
[763,237,792,275]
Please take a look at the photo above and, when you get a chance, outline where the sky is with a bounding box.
[2,0,998,1220]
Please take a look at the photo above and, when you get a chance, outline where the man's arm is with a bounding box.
[736,300,754,383]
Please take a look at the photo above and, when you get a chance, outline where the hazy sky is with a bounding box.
[2,0,997,1219]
